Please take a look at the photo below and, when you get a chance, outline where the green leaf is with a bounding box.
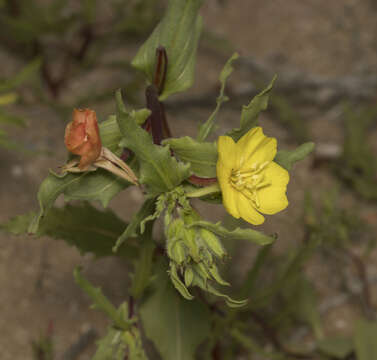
[294,277,323,339]
[93,328,127,360]
[238,244,273,298]
[189,220,275,246]
[354,318,377,360]
[99,115,122,153]
[131,230,155,299]
[116,91,190,195]
[74,268,133,330]
[2,203,137,259]
[140,262,210,360]
[274,142,315,171]
[93,326,148,360]
[317,336,353,359]
[113,198,155,252]
[0,58,41,92]
[132,0,203,100]
[0,110,25,127]
[29,170,128,234]
[197,53,239,141]
[163,136,217,177]
[227,76,276,141]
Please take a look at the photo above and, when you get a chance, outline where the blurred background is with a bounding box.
[0,0,376,359]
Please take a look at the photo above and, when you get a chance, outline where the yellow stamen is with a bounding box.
[229,162,271,208]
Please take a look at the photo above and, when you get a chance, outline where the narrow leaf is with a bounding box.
[197,53,239,141]
[74,268,133,330]
[227,76,276,141]
[274,142,315,171]
[189,220,275,246]
[113,198,155,252]
[0,58,41,92]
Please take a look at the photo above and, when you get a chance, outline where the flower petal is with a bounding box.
[257,161,289,215]
[236,127,277,169]
[221,183,240,219]
[217,135,237,169]
[236,192,265,225]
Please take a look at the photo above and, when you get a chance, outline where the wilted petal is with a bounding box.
[64,109,102,169]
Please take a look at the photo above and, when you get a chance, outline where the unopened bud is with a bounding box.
[201,229,226,259]
[65,109,101,169]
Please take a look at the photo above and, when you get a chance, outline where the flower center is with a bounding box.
[230,161,271,208]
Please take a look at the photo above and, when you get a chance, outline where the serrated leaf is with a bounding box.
[189,220,275,246]
[354,318,377,360]
[2,204,137,259]
[132,0,203,100]
[163,136,217,177]
[116,91,190,195]
[29,170,128,234]
[197,53,239,141]
[113,198,155,252]
[274,142,315,171]
[140,262,210,360]
[317,336,353,359]
[29,113,133,234]
[74,268,133,330]
[227,76,276,141]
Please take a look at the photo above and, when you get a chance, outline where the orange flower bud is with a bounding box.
[64,109,102,169]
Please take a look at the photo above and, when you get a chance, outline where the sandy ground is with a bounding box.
[1,0,377,359]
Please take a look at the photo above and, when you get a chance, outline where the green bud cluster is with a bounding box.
[165,208,232,301]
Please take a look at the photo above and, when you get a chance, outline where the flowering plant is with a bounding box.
[4,1,316,359]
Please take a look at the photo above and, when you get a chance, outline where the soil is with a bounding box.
[1,1,377,359]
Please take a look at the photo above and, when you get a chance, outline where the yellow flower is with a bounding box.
[216,127,289,225]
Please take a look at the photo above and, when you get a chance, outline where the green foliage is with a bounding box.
[197,52,239,141]
[336,105,377,200]
[2,2,321,358]
[163,136,217,177]
[116,91,191,195]
[140,261,210,360]
[274,142,315,171]
[74,268,134,330]
[28,170,129,234]
[317,336,353,359]
[304,189,362,249]
[31,332,54,360]
[227,76,276,141]
[2,203,137,259]
[354,318,377,360]
[189,220,275,246]
[132,0,203,100]
[270,94,309,143]
[93,327,148,360]
[113,198,155,252]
